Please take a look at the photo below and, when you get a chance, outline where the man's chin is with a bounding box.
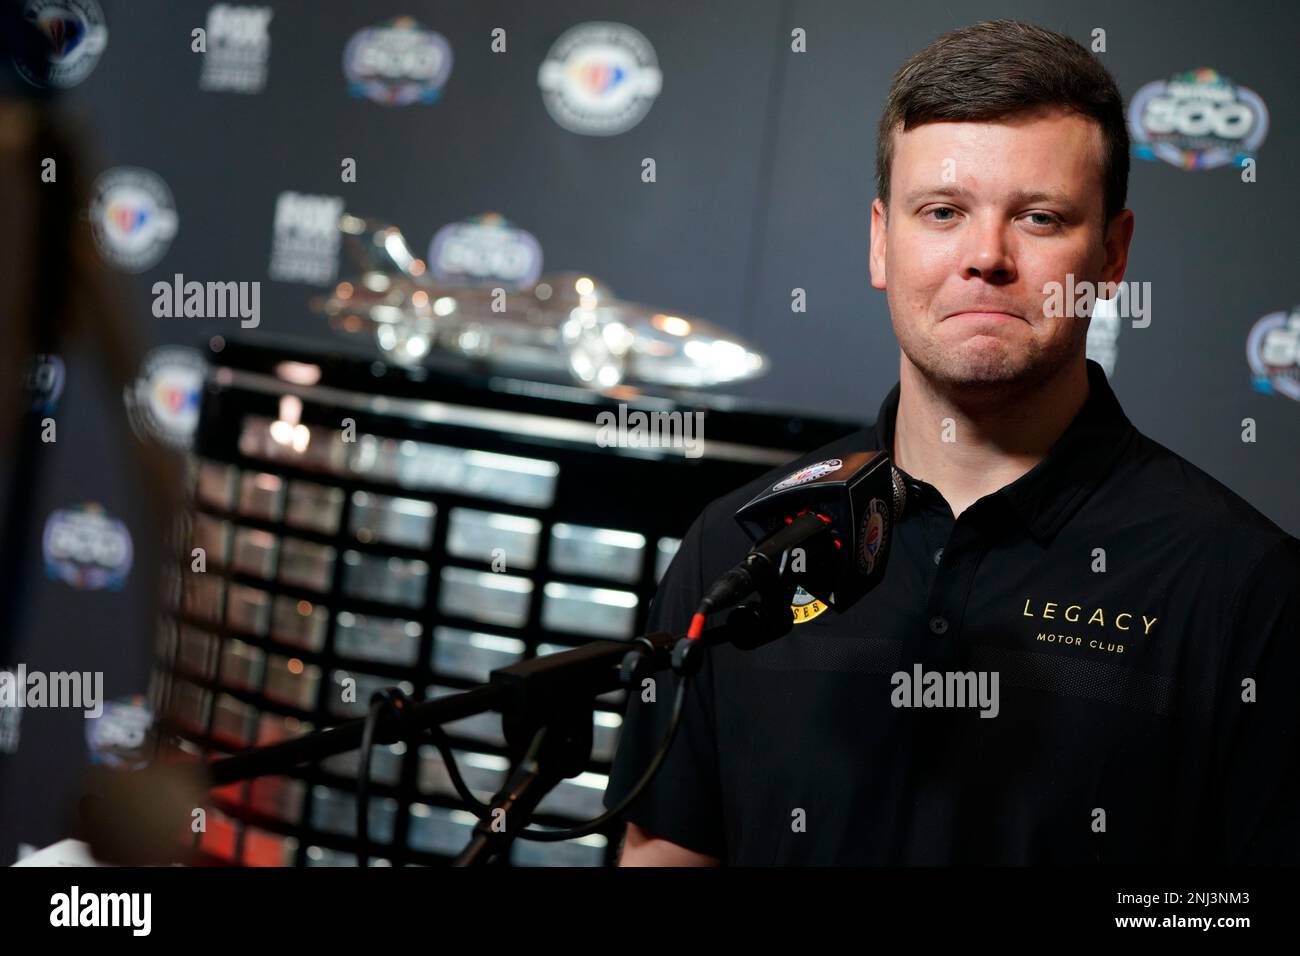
[920,349,1028,386]
[900,327,1083,389]
[908,347,1058,396]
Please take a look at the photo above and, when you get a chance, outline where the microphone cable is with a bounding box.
[355,687,410,867]
[351,648,693,852]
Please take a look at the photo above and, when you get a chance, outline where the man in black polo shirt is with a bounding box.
[603,19,1300,866]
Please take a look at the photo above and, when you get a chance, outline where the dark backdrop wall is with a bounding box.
[2,0,1296,861]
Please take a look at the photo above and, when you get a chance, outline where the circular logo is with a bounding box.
[43,502,133,590]
[537,21,662,136]
[86,694,153,769]
[89,167,179,272]
[859,498,890,575]
[14,0,108,89]
[428,213,543,289]
[1247,307,1300,403]
[344,16,453,106]
[773,458,842,492]
[124,346,205,450]
[1129,68,1269,171]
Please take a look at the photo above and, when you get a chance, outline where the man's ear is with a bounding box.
[869,197,888,291]
[1100,207,1135,286]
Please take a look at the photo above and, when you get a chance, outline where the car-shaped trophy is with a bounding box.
[312,215,769,391]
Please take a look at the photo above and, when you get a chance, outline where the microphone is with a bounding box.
[688,452,905,637]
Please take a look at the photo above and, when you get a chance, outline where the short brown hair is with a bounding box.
[875,19,1129,224]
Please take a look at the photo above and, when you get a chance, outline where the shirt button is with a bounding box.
[933,547,944,566]
[929,616,949,635]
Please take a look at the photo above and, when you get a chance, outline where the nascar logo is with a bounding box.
[106,201,149,238]
[88,167,179,272]
[573,60,626,96]
[538,21,662,136]
[16,0,108,88]
[37,12,84,56]
[124,346,205,450]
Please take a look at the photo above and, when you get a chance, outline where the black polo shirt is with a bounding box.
[604,359,1300,865]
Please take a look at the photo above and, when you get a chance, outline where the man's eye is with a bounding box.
[1026,212,1062,228]
[925,207,957,222]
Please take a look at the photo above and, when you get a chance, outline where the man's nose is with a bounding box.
[961,216,1016,283]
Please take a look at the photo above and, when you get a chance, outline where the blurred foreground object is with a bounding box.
[78,760,209,866]
[12,838,112,867]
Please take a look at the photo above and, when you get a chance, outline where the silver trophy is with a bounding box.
[311,216,769,390]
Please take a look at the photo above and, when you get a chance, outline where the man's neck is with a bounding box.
[891,355,1090,519]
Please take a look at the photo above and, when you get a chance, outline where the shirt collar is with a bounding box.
[872,359,1136,544]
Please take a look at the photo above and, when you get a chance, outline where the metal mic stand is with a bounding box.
[192,588,796,866]
[449,594,795,866]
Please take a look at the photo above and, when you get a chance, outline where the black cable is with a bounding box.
[425,723,493,815]
[507,672,690,842]
[359,646,691,852]
[355,688,408,867]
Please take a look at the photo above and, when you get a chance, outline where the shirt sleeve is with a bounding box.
[1213,533,1300,864]
[601,499,727,861]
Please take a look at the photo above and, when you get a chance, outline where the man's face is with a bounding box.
[869,106,1133,391]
